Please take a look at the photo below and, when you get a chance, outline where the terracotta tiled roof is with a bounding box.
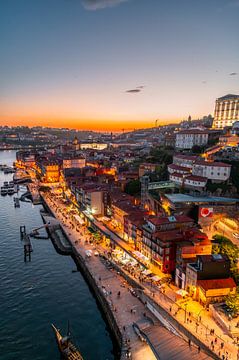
[174,154,198,161]
[149,215,193,226]
[197,278,236,291]
[194,161,231,168]
[186,175,207,182]
[177,129,209,135]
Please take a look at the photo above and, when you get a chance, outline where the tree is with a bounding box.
[225,293,239,317]
[149,147,173,165]
[191,145,204,154]
[125,179,141,195]
[212,235,239,285]
[149,164,168,182]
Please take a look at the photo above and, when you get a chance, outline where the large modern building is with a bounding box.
[213,94,239,129]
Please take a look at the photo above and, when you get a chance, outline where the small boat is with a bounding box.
[7,187,15,195]
[1,187,8,196]
[51,323,83,360]
[4,167,15,174]
[3,181,8,186]
[0,164,7,171]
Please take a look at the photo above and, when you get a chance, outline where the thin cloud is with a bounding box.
[82,0,129,10]
[126,89,141,93]
[229,72,238,76]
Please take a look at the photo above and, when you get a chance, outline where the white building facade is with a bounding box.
[175,130,209,149]
[192,161,231,182]
[213,94,239,129]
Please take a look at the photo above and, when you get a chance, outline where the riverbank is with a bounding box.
[41,192,158,360]
[40,191,222,360]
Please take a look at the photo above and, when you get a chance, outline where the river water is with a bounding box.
[0,150,114,360]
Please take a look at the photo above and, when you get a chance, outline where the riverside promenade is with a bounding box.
[42,193,156,360]
[41,192,214,360]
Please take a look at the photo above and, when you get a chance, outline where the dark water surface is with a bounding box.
[0,150,114,360]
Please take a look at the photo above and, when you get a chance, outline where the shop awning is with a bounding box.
[73,214,84,225]
[142,269,152,276]
[113,249,122,254]
[133,251,149,262]
[176,289,188,297]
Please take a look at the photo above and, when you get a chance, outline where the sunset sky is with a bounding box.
[1,0,239,131]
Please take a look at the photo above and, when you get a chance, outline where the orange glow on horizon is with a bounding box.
[0,115,181,132]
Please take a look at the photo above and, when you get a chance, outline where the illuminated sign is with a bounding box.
[199,207,213,218]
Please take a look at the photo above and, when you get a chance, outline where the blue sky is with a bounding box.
[0,0,239,130]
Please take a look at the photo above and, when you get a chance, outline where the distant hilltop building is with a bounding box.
[213,94,239,129]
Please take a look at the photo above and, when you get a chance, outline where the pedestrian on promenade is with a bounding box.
[198,346,200,353]
[215,337,217,344]
[221,342,224,349]
[188,339,191,347]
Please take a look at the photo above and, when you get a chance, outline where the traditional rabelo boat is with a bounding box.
[51,323,84,360]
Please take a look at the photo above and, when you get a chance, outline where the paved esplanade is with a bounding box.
[42,192,214,360]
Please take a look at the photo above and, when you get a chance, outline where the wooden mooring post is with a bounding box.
[24,242,32,262]
[20,225,26,240]
[20,226,33,261]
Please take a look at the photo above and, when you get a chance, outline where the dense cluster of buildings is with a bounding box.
[168,154,231,192]
[13,93,239,311]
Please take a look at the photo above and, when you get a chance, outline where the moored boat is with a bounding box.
[0,164,7,171]
[7,187,15,195]
[51,323,83,360]
[4,167,15,174]
[1,187,8,196]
